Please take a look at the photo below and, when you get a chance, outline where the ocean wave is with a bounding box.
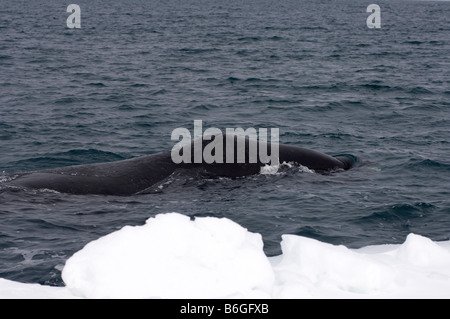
[358,202,436,227]
[8,149,126,172]
[406,158,450,171]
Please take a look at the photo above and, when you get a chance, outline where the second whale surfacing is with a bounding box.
[7,135,355,195]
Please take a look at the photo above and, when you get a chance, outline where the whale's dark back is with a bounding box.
[7,135,354,195]
[178,134,353,173]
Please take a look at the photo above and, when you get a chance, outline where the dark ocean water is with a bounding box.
[0,0,449,286]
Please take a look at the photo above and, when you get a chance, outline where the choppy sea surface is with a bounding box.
[0,0,449,286]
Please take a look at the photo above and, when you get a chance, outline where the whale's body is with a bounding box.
[8,135,354,195]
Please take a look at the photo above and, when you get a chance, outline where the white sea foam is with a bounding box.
[260,163,280,175]
[1,213,449,299]
[260,161,314,175]
[0,172,15,183]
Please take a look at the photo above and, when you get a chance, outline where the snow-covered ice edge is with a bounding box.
[1,213,449,299]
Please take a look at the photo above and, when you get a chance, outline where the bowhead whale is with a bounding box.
[7,135,354,195]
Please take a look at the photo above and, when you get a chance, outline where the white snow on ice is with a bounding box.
[1,212,450,299]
